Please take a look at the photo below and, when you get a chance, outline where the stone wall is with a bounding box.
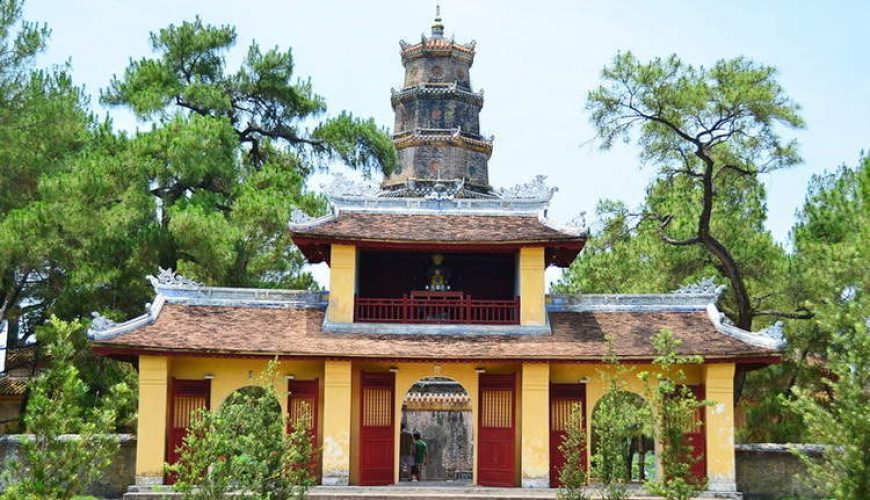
[0,434,135,498]
[735,443,826,499]
[403,410,473,481]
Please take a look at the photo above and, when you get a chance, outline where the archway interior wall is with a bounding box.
[402,407,473,481]
[550,363,703,476]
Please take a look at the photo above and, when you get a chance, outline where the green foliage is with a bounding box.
[0,0,91,342]
[740,155,869,443]
[589,345,649,500]
[557,402,588,500]
[779,157,869,499]
[102,16,395,174]
[783,295,869,499]
[0,317,133,499]
[167,360,314,499]
[578,51,804,331]
[639,329,707,500]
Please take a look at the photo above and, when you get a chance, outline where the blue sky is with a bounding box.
[24,0,869,283]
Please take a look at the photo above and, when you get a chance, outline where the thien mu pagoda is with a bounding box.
[89,10,784,495]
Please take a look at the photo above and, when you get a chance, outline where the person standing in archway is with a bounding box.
[411,431,429,482]
[400,425,415,481]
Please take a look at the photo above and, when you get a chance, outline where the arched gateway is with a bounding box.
[88,8,786,496]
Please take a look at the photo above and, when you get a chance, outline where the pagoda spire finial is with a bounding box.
[431,2,445,38]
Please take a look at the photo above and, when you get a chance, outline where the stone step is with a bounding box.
[122,484,740,499]
[308,486,558,499]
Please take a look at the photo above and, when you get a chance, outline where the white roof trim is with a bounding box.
[88,295,166,341]
[706,304,786,350]
[326,194,553,216]
[0,320,7,374]
[548,293,718,312]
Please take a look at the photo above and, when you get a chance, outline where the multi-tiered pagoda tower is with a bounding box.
[383,9,495,198]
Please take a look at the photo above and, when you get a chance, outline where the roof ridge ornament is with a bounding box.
[146,267,202,290]
[498,175,558,200]
[673,277,726,297]
[322,172,380,198]
[563,212,588,236]
[290,208,317,225]
[89,311,118,334]
[757,321,785,344]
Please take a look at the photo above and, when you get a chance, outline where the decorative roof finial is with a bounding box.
[431,2,445,38]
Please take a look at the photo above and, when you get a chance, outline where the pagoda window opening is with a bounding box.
[354,250,519,325]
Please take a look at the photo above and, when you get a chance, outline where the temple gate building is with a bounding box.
[89,12,784,495]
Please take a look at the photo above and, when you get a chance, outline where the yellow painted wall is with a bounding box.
[169,357,323,415]
[550,363,704,471]
[135,356,169,481]
[521,363,550,487]
[136,355,735,489]
[519,247,546,325]
[349,366,361,485]
[704,363,736,491]
[322,360,352,485]
[328,244,356,323]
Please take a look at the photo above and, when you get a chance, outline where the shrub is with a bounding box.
[557,402,588,500]
[784,296,869,499]
[0,317,133,499]
[167,360,314,499]
[590,343,649,500]
[639,329,708,500]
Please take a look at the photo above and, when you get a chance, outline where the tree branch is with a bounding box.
[655,215,700,246]
[753,309,815,320]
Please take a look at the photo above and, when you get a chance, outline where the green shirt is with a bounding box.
[413,439,427,464]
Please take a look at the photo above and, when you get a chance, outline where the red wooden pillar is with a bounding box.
[359,372,395,485]
[478,374,516,487]
[549,383,586,487]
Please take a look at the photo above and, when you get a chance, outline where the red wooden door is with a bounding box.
[478,374,516,487]
[167,379,211,484]
[360,372,395,485]
[289,379,320,479]
[549,383,586,487]
[686,385,707,481]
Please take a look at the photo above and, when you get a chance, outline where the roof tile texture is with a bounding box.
[94,305,776,360]
[291,213,582,244]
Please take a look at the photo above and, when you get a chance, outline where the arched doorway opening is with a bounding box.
[399,376,473,485]
[590,391,655,483]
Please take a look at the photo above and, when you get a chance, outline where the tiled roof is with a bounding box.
[0,376,28,397]
[5,346,37,370]
[290,213,582,244]
[92,304,778,361]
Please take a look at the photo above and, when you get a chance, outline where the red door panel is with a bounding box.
[360,372,395,486]
[478,374,516,487]
[289,379,320,480]
[549,383,586,487]
[686,385,707,482]
[167,379,211,484]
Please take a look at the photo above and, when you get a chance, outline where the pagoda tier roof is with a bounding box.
[290,212,585,266]
[391,83,483,107]
[89,275,785,364]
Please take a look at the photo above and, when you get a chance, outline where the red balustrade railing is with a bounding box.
[354,291,519,325]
